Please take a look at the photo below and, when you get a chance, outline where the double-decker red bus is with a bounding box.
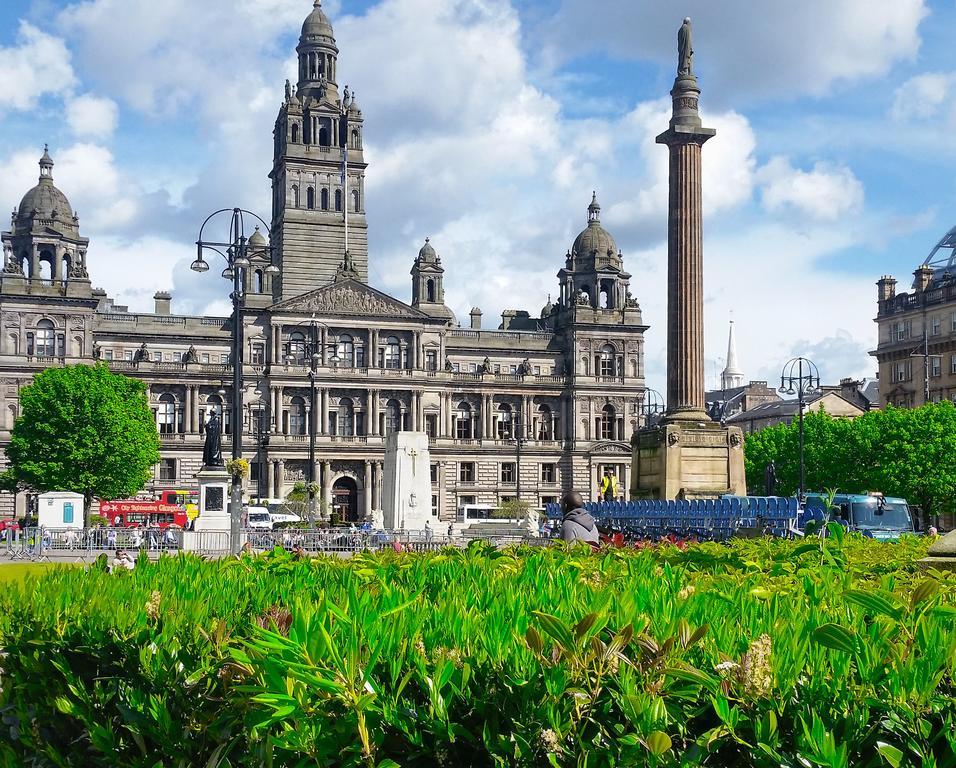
[99,499,189,529]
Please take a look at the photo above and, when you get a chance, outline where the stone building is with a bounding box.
[704,321,781,423]
[872,224,956,408]
[0,1,647,521]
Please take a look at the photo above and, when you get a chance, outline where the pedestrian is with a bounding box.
[110,549,135,573]
[560,491,600,546]
[447,522,454,542]
[424,519,433,542]
[600,469,619,503]
[106,528,117,549]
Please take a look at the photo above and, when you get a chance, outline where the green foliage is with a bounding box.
[745,402,956,520]
[226,457,250,482]
[495,498,531,519]
[0,537,955,766]
[6,364,160,525]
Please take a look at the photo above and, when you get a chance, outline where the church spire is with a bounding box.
[721,320,744,389]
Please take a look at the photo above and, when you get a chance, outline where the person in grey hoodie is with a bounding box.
[560,491,600,545]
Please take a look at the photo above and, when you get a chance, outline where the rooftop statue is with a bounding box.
[678,17,693,77]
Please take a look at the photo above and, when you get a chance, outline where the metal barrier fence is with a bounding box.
[2,527,185,562]
[544,496,801,541]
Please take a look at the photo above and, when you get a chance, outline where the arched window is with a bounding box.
[72,336,83,357]
[384,399,401,435]
[350,129,359,148]
[289,396,307,435]
[253,269,264,293]
[158,394,176,434]
[351,189,360,212]
[7,333,18,355]
[288,331,306,364]
[382,335,401,369]
[426,279,435,302]
[291,124,299,143]
[599,280,612,309]
[38,250,54,281]
[35,319,55,357]
[7,404,17,430]
[454,401,472,439]
[61,254,72,279]
[496,403,513,439]
[599,344,616,377]
[334,189,342,212]
[306,187,315,210]
[537,404,554,441]
[292,184,299,208]
[337,334,354,367]
[338,398,355,437]
[600,404,616,440]
[321,188,329,210]
[318,117,331,147]
[20,254,31,278]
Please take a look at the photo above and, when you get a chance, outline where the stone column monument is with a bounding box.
[631,18,746,499]
[192,411,231,532]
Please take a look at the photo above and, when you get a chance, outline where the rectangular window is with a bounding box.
[459,495,476,506]
[425,350,437,371]
[951,355,956,375]
[551,365,557,375]
[430,463,438,483]
[425,413,438,438]
[153,351,162,363]
[509,365,517,374]
[125,350,133,361]
[893,361,911,381]
[452,362,460,373]
[172,351,182,363]
[469,362,478,373]
[893,321,909,342]
[932,356,942,377]
[541,463,556,483]
[932,316,941,336]
[251,344,265,366]
[201,353,210,364]
[221,354,230,364]
[501,463,516,484]
[459,462,475,483]
[104,349,114,361]
[533,365,541,375]
[159,458,177,481]
[494,364,501,374]
[951,312,956,332]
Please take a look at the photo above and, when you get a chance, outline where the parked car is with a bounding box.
[802,492,914,540]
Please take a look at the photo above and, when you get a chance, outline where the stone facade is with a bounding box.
[0,2,647,521]
[872,228,956,408]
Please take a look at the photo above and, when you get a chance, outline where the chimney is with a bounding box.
[876,275,897,302]
[91,287,109,311]
[839,377,861,399]
[913,265,933,293]
[500,309,517,330]
[469,307,482,330]
[154,291,172,315]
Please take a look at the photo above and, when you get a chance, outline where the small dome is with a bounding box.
[17,148,74,222]
[571,192,619,257]
[540,295,555,318]
[248,226,268,248]
[418,237,437,262]
[301,0,334,39]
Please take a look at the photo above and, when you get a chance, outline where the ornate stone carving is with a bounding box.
[667,432,680,446]
[729,431,743,448]
[276,281,420,317]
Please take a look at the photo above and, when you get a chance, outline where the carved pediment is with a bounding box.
[271,279,427,319]
[589,440,632,455]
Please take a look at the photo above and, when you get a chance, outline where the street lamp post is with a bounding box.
[192,208,278,553]
[779,357,820,501]
[512,412,527,503]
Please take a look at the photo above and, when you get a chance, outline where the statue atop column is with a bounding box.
[677,17,693,77]
[202,411,224,467]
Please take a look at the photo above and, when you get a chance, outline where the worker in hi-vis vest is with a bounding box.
[600,470,619,502]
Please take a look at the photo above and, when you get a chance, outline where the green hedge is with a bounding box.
[0,536,954,766]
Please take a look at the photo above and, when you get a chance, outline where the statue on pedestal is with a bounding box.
[203,411,224,467]
[678,17,694,77]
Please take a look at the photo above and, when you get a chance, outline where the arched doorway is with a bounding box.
[332,476,358,522]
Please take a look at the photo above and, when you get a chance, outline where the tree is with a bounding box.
[743,402,956,524]
[4,364,160,526]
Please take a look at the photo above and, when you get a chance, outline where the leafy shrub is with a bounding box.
[0,536,954,766]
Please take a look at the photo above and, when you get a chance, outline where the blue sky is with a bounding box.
[0,0,953,395]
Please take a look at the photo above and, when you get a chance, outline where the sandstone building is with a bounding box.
[0,1,647,521]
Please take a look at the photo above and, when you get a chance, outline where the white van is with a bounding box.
[246,507,273,530]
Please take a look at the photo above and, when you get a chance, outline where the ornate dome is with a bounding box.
[248,226,268,248]
[417,237,438,262]
[540,294,555,318]
[571,192,617,256]
[17,148,74,222]
[301,0,335,39]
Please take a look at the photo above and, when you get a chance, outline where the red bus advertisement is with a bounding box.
[99,499,189,529]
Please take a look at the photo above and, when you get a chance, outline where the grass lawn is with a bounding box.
[0,561,69,584]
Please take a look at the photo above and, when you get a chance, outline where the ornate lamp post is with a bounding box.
[192,208,278,552]
[637,388,665,429]
[779,357,820,501]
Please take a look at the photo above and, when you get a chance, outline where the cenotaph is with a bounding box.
[382,432,433,531]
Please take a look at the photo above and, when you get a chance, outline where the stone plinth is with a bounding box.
[382,432,433,531]
[918,530,956,572]
[193,466,231,531]
[631,420,746,500]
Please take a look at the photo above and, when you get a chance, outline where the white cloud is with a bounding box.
[0,21,76,110]
[539,0,928,103]
[66,94,119,138]
[757,157,864,221]
[891,71,956,121]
